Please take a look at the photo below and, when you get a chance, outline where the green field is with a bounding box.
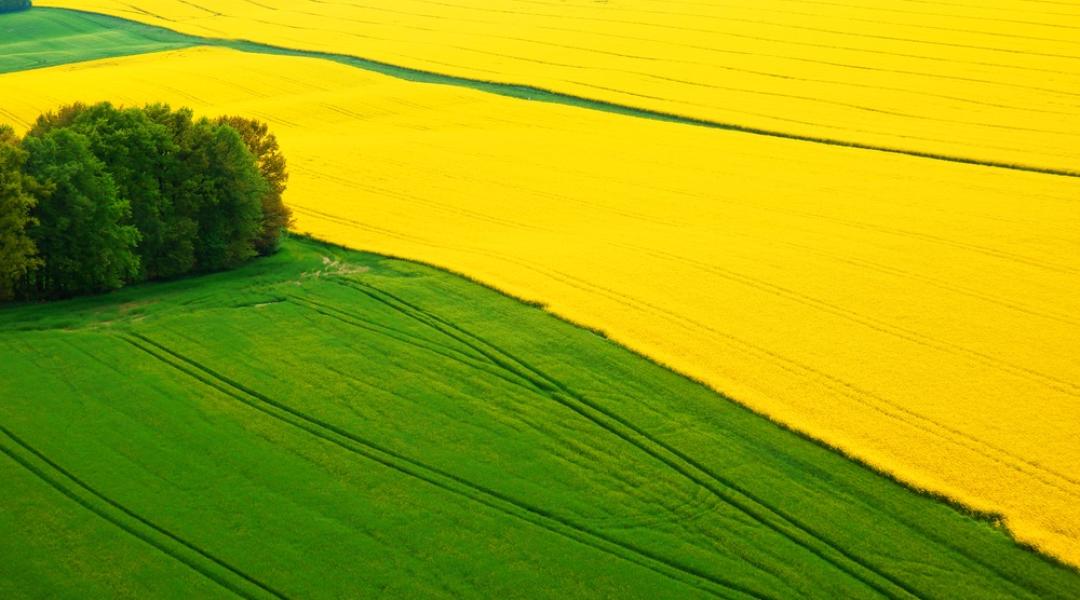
[1,236,1077,599]
[0,8,194,74]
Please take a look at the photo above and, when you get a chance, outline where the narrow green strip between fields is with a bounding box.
[0,8,194,73]
[4,7,1079,179]
[1,236,1079,598]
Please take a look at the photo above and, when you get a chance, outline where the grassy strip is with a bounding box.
[0,7,193,73]
[4,7,1078,179]
[1,236,1078,598]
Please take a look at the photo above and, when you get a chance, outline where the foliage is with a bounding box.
[25,102,86,138]
[0,126,39,299]
[20,127,139,298]
[177,116,267,271]
[145,104,269,271]
[217,115,292,255]
[33,102,195,280]
[0,0,30,14]
[1,101,288,300]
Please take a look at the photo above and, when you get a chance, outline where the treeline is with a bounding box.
[0,0,31,13]
[0,102,291,301]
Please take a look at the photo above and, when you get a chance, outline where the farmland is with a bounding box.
[34,0,1080,173]
[1,1,1079,595]
[3,236,1079,598]
[3,21,1079,566]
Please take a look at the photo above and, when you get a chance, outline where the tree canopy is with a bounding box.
[0,103,290,301]
[32,102,192,279]
[183,120,267,271]
[0,0,31,14]
[218,116,292,255]
[21,127,140,298]
[0,126,39,300]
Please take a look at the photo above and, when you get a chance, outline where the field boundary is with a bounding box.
[0,8,197,75]
[21,7,1080,180]
[286,234,1080,579]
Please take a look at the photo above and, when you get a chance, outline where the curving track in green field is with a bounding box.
[1,237,1079,598]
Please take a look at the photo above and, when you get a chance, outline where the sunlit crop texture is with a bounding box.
[35,0,1080,172]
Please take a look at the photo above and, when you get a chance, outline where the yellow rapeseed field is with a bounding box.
[2,46,1077,566]
[37,0,1080,172]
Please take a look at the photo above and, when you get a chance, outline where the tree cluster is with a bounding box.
[0,102,291,301]
[0,0,31,13]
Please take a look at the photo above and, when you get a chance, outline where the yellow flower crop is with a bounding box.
[37,0,1080,173]
[3,46,1077,566]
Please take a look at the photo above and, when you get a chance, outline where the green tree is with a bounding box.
[26,102,87,138]
[0,126,39,300]
[40,102,196,280]
[22,128,140,298]
[146,105,265,271]
[182,119,266,271]
[142,103,196,141]
[217,116,292,255]
[1,103,280,302]
[0,0,31,14]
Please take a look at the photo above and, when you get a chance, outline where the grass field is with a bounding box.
[2,236,1079,599]
[0,7,193,74]
[2,33,1078,566]
[34,0,1080,173]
